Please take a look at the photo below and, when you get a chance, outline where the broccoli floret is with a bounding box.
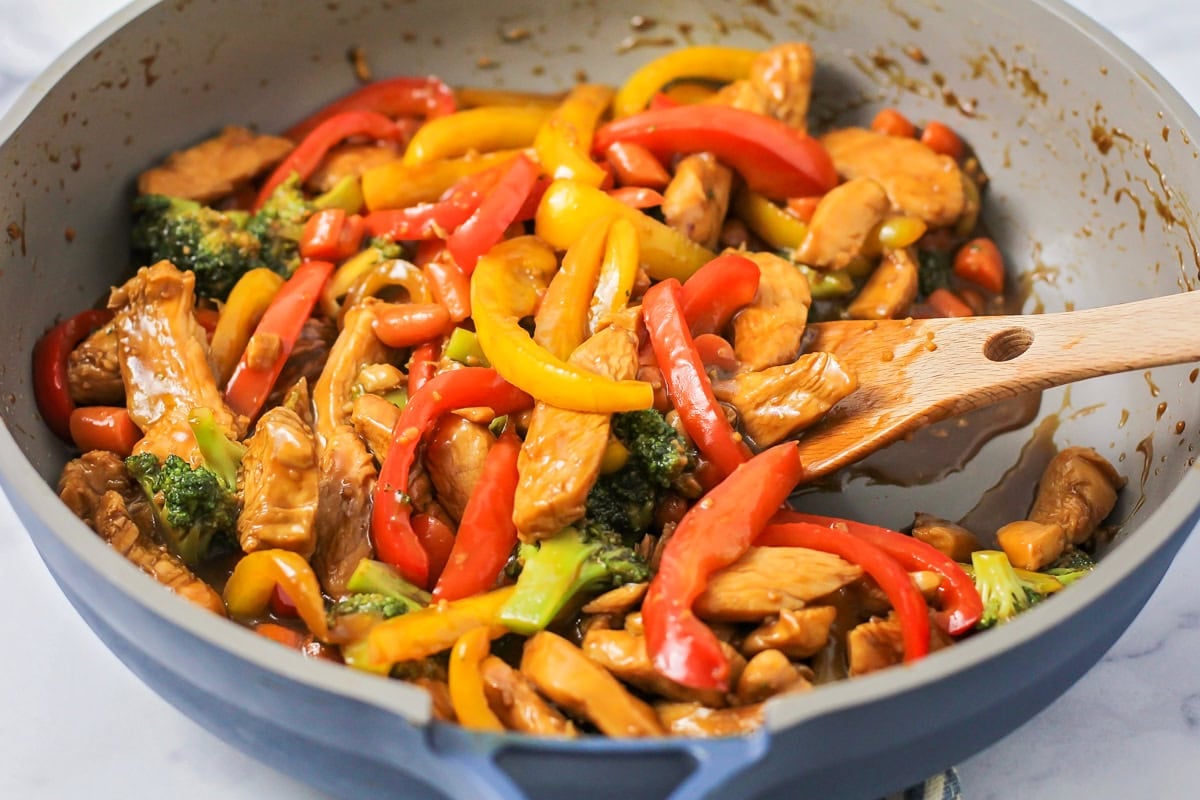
[125,452,239,566]
[971,550,1043,629]
[916,247,953,297]
[333,592,411,620]
[345,558,431,612]
[245,173,314,275]
[1046,549,1096,586]
[586,465,657,536]
[611,410,690,488]
[131,194,264,300]
[367,236,405,261]
[498,524,650,635]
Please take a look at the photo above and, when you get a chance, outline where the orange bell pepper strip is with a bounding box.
[613,45,758,118]
[361,149,522,212]
[534,84,615,187]
[535,179,713,281]
[533,216,610,360]
[448,626,506,731]
[210,268,285,387]
[604,141,671,189]
[373,303,452,348]
[589,216,639,333]
[642,442,806,690]
[471,236,655,413]
[223,549,330,640]
[403,106,551,165]
[420,241,472,323]
[368,586,517,667]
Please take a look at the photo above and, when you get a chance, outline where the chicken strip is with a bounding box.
[846,616,904,676]
[138,125,293,203]
[742,606,838,660]
[661,153,733,251]
[426,416,494,523]
[695,546,863,622]
[846,247,920,321]
[715,351,856,447]
[911,513,982,562]
[521,631,664,737]
[67,323,125,405]
[656,702,764,738]
[582,628,730,707]
[93,490,226,615]
[307,142,401,193]
[795,177,890,270]
[735,649,812,704]
[313,303,390,448]
[58,450,133,525]
[108,261,241,461]
[730,251,812,371]
[312,426,377,596]
[480,656,578,737]
[513,324,639,540]
[710,43,815,133]
[821,127,966,228]
[238,406,320,557]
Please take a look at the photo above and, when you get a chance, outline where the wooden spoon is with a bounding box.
[793,292,1200,480]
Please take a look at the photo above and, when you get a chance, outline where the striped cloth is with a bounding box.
[888,769,962,800]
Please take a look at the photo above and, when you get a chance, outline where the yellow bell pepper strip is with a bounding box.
[471,236,655,413]
[361,149,522,212]
[455,86,565,109]
[733,188,810,251]
[613,45,758,118]
[320,245,388,318]
[403,106,551,166]
[210,268,285,387]
[343,258,433,313]
[313,174,366,214]
[223,549,330,640]
[663,81,718,106]
[448,626,506,731]
[367,585,516,667]
[534,84,615,187]
[535,180,713,281]
[589,217,639,333]
[533,216,610,360]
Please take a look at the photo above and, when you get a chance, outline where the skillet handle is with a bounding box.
[428,725,530,800]
[667,735,768,800]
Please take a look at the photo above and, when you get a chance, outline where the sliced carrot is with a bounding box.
[255,622,307,649]
[871,108,916,138]
[953,237,1005,294]
[68,406,142,456]
[920,120,964,159]
[926,288,974,317]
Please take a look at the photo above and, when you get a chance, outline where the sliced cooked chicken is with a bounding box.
[137,125,294,203]
[716,350,856,446]
[108,261,241,461]
[238,406,319,556]
[513,324,639,540]
[58,450,133,525]
[266,317,337,411]
[795,177,890,270]
[520,631,664,737]
[582,628,729,707]
[730,251,812,371]
[821,127,966,228]
[735,649,812,704]
[846,247,920,320]
[662,153,733,250]
[656,702,764,738]
[93,490,226,615]
[313,302,390,448]
[846,616,904,676]
[998,447,1123,570]
[67,323,125,405]
[911,513,982,562]
[351,392,400,462]
[581,581,648,615]
[312,426,377,596]
[306,142,401,193]
[695,546,863,622]
[742,606,838,660]
[480,656,578,737]
[747,43,815,132]
[426,416,494,523]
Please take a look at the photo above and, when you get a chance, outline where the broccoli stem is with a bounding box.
[498,528,602,635]
[188,407,245,489]
[346,558,431,613]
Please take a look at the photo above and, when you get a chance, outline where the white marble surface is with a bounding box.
[2,1,1199,798]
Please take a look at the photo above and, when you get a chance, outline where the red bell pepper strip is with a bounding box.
[680,253,761,336]
[691,334,739,373]
[255,111,406,211]
[68,406,141,456]
[420,242,472,323]
[607,186,665,210]
[225,260,335,419]
[32,309,114,441]
[269,585,298,618]
[514,177,554,223]
[407,340,441,395]
[757,521,931,663]
[413,513,456,589]
[446,153,540,274]
[372,368,533,587]
[373,303,452,348]
[594,105,838,200]
[642,278,751,479]
[285,75,457,141]
[771,511,983,636]
[604,141,671,189]
[363,163,505,241]
[299,208,367,262]
[644,442,806,690]
[433,428,521,602]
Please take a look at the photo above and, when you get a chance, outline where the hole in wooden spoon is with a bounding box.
[984,327,1033,362]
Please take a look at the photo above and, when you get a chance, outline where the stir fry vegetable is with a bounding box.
[41,40,1126,741]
